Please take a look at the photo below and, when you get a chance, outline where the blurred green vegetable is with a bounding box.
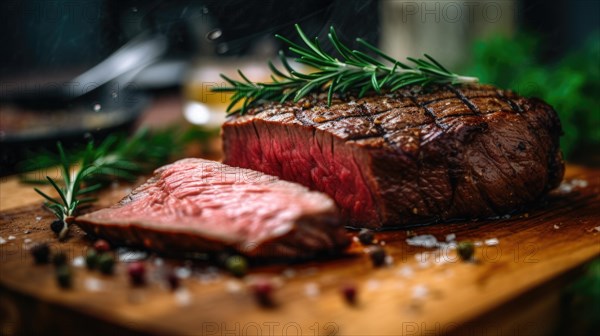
[465,31,600,159]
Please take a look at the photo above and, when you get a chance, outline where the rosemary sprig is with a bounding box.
[212,24,478,115]
[30,128,181,239]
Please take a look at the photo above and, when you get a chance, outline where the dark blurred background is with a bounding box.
[0,0,598,172]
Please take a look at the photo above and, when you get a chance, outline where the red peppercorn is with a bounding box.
[251,279,274,307]
[127,261,146,286]
[93,239,111,252]
[341,284,357,305]
[166,270,180,291]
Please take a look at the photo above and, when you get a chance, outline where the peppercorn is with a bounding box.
[225,255,248,277]
[30,243,51,264]
[127,261,146,286]
[85,249,99,270]
[251,279,274,307]
[368,245,387,267]
[166,270,180,291]
[357,228,375,245]
[56,265,72,289]
[341,284,357,305]
[52,251,68,267]
[50,220,63,235]
[93,239,111,253]
[98,253,115,275]
[457,241,475,261]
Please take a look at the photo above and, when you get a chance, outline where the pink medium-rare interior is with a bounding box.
[87,159,334,244]
[223,120,380,225]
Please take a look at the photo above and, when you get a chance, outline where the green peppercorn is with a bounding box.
[52,251,68,267]
[357,229,375,245]
[85,249,99,270]
[56,265,72,289]
[457,241,475,261]
[98,253,115,275]
[30,243,51,264]
[226,255,248,277]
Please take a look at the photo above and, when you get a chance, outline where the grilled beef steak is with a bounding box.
[222,84,564,229]
[75,159,349,258]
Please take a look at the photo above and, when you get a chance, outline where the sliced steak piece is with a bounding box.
[222,84,564,229]
[75,158,349,258]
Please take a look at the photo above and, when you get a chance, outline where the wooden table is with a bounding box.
[1,164,599,335]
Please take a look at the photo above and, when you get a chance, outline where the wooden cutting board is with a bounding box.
[1,164,599,336]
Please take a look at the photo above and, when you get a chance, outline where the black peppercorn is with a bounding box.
[368,246,387,267]
[357,229,375,245]
[98,253,115,275]
[31,243,51,264]
[85,249,99,270]
[56,265,72,289]
[457,241,475,261]
[52,252,68,267]
[50,220,63,235]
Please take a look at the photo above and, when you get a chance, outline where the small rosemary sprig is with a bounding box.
[29,128,180,239]
[212,24,478,115]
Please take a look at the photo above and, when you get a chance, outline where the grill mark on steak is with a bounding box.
[293,108,317,127]
[404,92,451,131]
[446,85,481,115]
[355,103,405,154]
[496,90,524,113]
[423,94,500,107]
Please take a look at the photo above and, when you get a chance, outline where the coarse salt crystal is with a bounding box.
[366,279,380,291]
[397,265,414,278]
[571,179,588,188]
[225,280,242,293]
[445,233,456,242]
[23,238,32,244]
[594,226,600,233]
[35,216,42,221]
[385,255,394,266]
[0,237,6,245]
[553,224,560,230]
[118,249,147,262]
[174,288,192,306]
[175,267,192,279]
[84,278,104,292]
[406,235,439,248]
[72,256,85,267]
[304,282,320,298]
[484,238,499,246]
[474,241,483,247]
[412,284,428,299]
[7,235,16,240]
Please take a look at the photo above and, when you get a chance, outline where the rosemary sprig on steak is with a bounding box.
[31,128,180,239]
[213,24,478,115]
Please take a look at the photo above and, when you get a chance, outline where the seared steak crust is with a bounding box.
[223,84,564,228]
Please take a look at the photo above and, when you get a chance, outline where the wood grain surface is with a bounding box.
[1,165,599,336]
